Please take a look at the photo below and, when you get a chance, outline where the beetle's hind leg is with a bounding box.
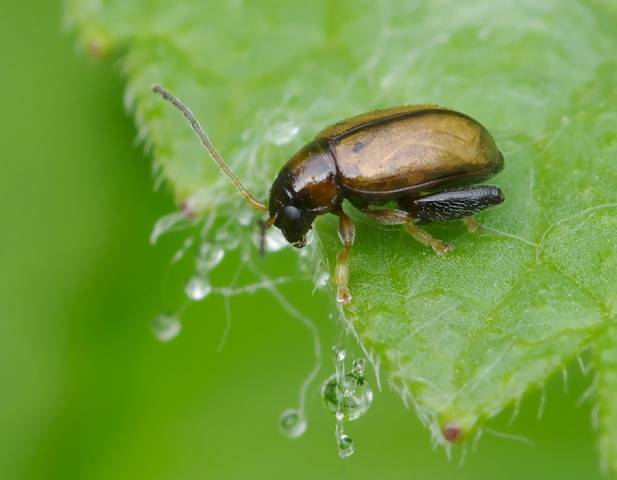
[406,185,504,226]
[361,208,454,255]
[360,186,503,256]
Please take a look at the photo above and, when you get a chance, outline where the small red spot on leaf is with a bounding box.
[87,39,110,59]
[442,422,462,443]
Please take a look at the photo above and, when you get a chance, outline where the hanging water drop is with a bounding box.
[352,358,365,375]
[253,228,288,252]
[321,347,371,458]
[238,210,253,226]
[198,244,225,271]
[315,271,330,289]
[321,370,373,421]
[151,313,181,342]
[335,410,354,458]
[322,349,373,458]
[337,434,354,458]
[185,275,212,301]
[264,229,288,252]
[215,229,240,250]
[332,345,347,364]
[279,409,307,439]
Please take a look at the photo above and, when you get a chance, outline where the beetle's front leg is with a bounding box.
[335,211,355,304]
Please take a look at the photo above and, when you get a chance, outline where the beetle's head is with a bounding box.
[263,141,338,250]
[273,204,315,248]
[267,198,315,249]
[265,168,319,249]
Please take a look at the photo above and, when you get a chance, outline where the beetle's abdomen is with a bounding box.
[328,109,503,198]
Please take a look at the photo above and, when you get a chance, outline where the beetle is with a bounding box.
[153,85,504,304]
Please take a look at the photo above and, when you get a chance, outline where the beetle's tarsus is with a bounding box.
[432,240,455,255]
[405,222,454,255]
[336,286,352,304]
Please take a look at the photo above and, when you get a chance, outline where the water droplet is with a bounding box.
[352,359,365,375]
[266,121,299,146]
[151,314,181,342]
[324,348,369,458]
[265,229,288,252]
[238,210,253,226]
[197,244,225,272]
[315,271,330,288]
[279,409,307,438]
[337,434,354,458]
[185,276,212,301]
[321,370,373,421]
[253,228,288,252]
[332,345,346,363]
[150,212,187,244]
[215,229,240,250]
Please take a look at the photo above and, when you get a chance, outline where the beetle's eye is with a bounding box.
[282,205,302,222]
[275,205,311,246]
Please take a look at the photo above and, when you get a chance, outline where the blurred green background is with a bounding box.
[0,2,604,479]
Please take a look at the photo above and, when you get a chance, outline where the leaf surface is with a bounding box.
[67,0,617,457]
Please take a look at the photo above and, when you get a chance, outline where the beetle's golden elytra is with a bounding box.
[153,85,504,304]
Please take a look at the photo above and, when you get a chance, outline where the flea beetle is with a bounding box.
[153,86,504,304]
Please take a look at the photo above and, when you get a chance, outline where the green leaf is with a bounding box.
[67,0,617,463]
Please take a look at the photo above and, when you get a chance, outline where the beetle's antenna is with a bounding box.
[152,85,268,212]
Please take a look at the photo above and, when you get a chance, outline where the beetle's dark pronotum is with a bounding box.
[153,85,505,304]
